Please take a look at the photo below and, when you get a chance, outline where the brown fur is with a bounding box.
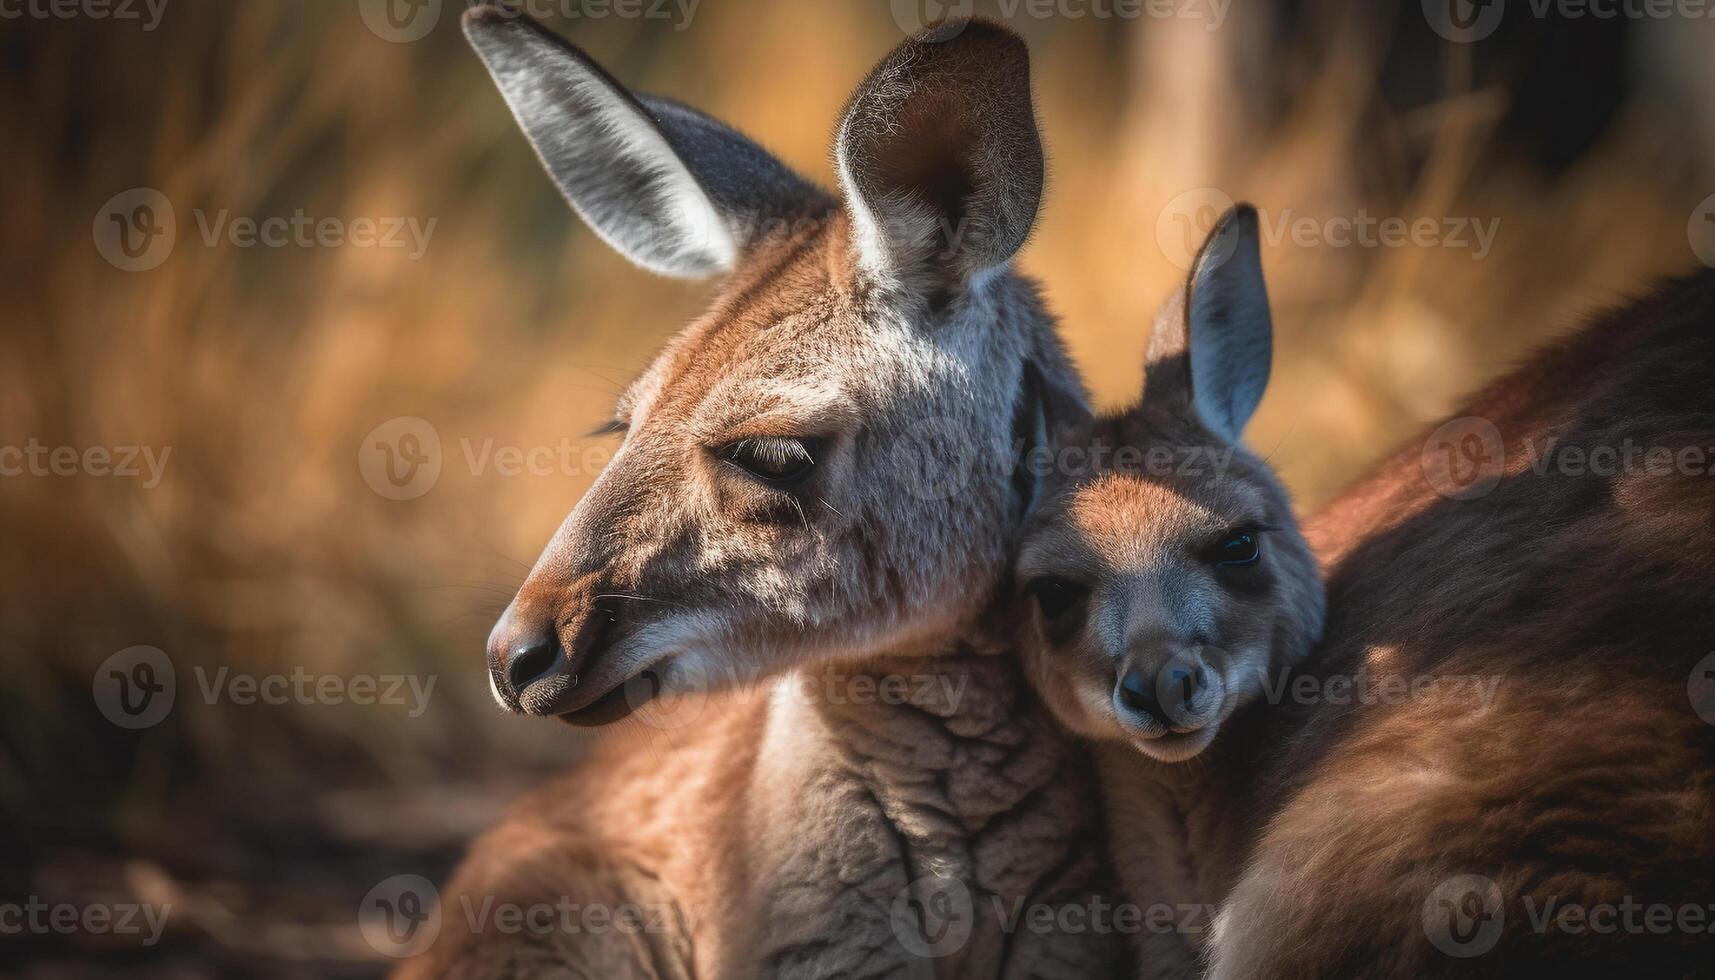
[1208,270,1715,978]
[407,15,1128,978]
[1012,210,1324,978]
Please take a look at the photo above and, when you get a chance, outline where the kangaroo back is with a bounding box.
[1211,270,1715,978]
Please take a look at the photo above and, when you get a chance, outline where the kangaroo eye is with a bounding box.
[1026,577,1089,620]
[718,437,821,485]
[1212,530,1261,567]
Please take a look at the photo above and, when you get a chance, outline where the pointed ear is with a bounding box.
[1143,205,1272,441]
[463,3,829,279]
[1013,358,1092,516]
[834,20,1045,296]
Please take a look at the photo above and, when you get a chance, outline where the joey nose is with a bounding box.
[1117,669,1164,723]
[1116,663,1209,727]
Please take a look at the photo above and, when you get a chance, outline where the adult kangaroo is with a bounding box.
[1208,270,1715,977]
[401,7,1123,978]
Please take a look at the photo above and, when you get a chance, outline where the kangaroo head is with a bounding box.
[1014,207,1325,762]
[465,7,1078,724]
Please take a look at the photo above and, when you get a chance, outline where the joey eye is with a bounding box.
[1211,529,1262,567]
[1026,576,1089,621]
[718,437,822,485]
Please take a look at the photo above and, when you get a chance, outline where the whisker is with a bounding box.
[593,593,684,607]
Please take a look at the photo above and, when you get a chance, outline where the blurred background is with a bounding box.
[3,0,1714,974]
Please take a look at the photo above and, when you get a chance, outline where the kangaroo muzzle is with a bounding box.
[487,573,639,723]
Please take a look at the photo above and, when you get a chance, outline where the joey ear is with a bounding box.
[463,3,830,279]
[835,20,1045,295]
[1144,205,1272,441]
[1014,359,1092,516]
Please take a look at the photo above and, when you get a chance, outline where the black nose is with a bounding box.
[1118,663,1207,724]
[504,627,563,696]
[1118,668,1164,722]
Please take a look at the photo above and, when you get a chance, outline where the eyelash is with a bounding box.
[717,436,822,485]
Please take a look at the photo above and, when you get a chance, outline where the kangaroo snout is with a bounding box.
[1113,649,1221,735]
[487,581,622,721]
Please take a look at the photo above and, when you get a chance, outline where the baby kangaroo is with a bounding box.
[1014,206,1323,977]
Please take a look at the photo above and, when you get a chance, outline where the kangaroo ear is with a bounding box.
[463,3,829,279]
[1013,358,1092,516]
[1144,205,1272,442]
[835,20,1045,295]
